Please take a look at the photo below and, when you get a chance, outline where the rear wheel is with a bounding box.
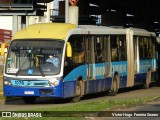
[144,71,151,89]
[22,97,37,104]
[108,75,118,96]
[70,81,82,102]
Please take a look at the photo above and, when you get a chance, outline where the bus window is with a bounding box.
[67,35,85,65]
[148,38,154,59]
[95,36,103,63]
[88,36,95,64]
[119,37,127,61]
[110,36,126,61]
[104,36,111,62]
[139,37,144,59]
[111,36,119,61]
[143,38,149,58]
[139,37,153,60]
[133,36,139,73]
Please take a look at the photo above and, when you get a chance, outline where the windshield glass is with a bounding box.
[5,39,64,76]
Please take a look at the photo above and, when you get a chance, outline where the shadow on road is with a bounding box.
[4,84,157,105]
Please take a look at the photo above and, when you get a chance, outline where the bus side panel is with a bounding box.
[111,61,128,88]
[91,63,112,92]
[151,71,157,82]
[134,74,142,85]
[95,78,105,92]
[63,81,76,98]
[63,75,111,97]
[104,77,112,91]
[63,65,87,82]
[139,59,154,84]
[84,77,112,94]
[84,80,98,94]
[119,76,127,88]
[139,60,152,73]
[134,71,157,85]
[151,58,158,82]
[141,73,147,84]
[63,65,87,98]
[63,64,113,97]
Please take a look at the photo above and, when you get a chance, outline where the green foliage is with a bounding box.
[30,97,154,111]
[0,97,158,120]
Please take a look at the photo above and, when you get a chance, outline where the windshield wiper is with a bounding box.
[16,58,29,76]
[16,69,20,76]
[38,65,45,77]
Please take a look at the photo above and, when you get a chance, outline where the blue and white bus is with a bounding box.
[3,23,158,103]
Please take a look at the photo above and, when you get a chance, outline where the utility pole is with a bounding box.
[65,0,69,23]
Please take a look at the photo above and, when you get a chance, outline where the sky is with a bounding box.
[0,16,12,30]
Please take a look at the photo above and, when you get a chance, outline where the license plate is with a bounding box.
[24,91,34,95]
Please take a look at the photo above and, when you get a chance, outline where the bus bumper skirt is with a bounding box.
[3,85,63,98]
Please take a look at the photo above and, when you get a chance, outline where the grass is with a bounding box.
[0,96,159,120]
[30,96,157,111]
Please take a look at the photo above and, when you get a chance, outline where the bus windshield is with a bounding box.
[5,39,64,76]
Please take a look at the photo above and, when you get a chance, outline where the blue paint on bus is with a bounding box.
[4,80,63,98]
[63,65,87,82]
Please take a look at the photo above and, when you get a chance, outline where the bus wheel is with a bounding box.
[22,97,37,104]
[71,81,81,102]
[108,76,118,96]
[144,71,151,89]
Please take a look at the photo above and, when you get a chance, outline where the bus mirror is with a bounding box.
[1,42,10,56]
[1,42,5,56]
[67,42,72,57]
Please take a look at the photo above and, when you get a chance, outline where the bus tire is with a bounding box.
[144,71,151,89]
[71,81,81,102]
[22,97,37,104]
[108,75,118,96]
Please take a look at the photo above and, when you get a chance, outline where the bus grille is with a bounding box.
[11,80,49,87]
[39,89,53,95]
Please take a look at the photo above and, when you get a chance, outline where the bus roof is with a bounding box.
[13,23,127,41]
[78,25,126,35]
[126,28,156,36]
[13,23,77,40]
[13,23,156,41]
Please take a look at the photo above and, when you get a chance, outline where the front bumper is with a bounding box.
[3,81,63,98]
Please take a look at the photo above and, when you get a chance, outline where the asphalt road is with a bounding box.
[0,86,160,111]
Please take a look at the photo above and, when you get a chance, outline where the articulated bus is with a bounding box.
[3,23,158,103]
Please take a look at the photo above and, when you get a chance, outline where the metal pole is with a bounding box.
[12,16,18,36]
[65,0,69,23]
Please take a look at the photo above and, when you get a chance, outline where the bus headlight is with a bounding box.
[49,80,59,86]
[4,81,11,85]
